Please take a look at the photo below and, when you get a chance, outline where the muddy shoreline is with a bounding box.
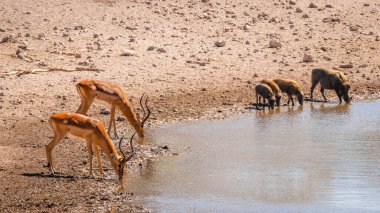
[1,0,380,212]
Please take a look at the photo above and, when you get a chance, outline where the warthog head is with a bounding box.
[268,96,276,109]
[297,91,304,105]
[339,83,351,103]
[275,95,282,107]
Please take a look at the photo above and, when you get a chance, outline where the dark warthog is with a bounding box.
[273,79,304,106]
[310,68,351,103]
[255,83,275,109]
[260,79,282,107]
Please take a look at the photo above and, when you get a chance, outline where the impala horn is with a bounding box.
[139,94,151,128]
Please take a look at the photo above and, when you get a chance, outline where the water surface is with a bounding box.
[125,101,380,212]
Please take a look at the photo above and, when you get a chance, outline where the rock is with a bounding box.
[16,48,26,59]
[0,35,14,44]
[302,13,310,18]
[108,36,115,40]
[269,40,282,48]
[116,116,125,121]
[93,33,99,38]
[339,64,353,68]
[68,37,74,42]
[215,41,226,47]
[147,46,155,51]
[309,3,318,8]
[62,33,69,37]
[120,49,135,56]
[325,4,333,8]
[303,54,313,62]
[157,48,167,53]
[289,0,296,5]
[25,33,31,37]
[78,61,90,66]
[349,26,359,31]
[296,8,303,13]
[243,24,251,31]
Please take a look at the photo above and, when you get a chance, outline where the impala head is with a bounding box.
[339,83,351,103]
[116,133,135,180]
[136,94,151,138]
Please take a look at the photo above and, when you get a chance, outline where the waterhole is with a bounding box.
[125,100,380,212]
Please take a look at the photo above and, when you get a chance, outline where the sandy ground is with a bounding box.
[0,0,379,212]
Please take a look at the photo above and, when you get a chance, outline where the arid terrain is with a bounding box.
[0,0,379,212]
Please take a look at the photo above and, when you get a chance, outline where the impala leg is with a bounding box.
[85,140,95,178]
[92,143,104,177]
[108,104,118,138]
[46,123,67,176]
[287,94,291,105]
[321,88,327,101]
[290,95,295,106]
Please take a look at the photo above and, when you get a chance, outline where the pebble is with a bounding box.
[269,40,282,48]
[214,41,226,47]
[120,49,135,56]
[309,3,318,8]
[303,54,313,62]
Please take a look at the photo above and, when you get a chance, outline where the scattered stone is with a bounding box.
[68,37,74,42]
[62,33,69,37]
[93,33,99,38]
[157,48,167,53]
[16,47,27,59]
[296,8,303,13]
[78,61,90,66]
[147,46,155,51]
[349,26,359,32]
[303,54,313,62]
[325,4,333,8]
[339,64,353,68]
[120,49,135,56]
[74,25,84,30]
[116,116,125,121]
[243,24,251,31]
[214,41,226,47]
[253,73,259,77]
[269,40,282,48]
[25,33,31,37]
[0,35,14,44]
[302,13,310,18]
[309,3,318,8]
[108,36,115,40]
[289,0,296,5]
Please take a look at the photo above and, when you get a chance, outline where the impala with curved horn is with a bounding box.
[45,112,136,180]
[76,80,151,138]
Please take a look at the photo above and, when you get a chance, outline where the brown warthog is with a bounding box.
[273,79,304,106]
[255,83,275,109]
[260,79,282,107]
[310,68,351,103]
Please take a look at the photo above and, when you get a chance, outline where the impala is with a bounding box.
[76,80,150,138]
[45,112,135,180]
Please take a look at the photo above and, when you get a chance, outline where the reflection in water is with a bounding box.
[124,101,380,212]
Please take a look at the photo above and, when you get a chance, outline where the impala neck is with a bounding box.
[118,103,144,138]
[97,135,122,173]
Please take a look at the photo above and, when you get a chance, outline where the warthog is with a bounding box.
[273,79,304,106]
[310,68,351,103]
[260,79,282,107]
[255,83,275,109]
